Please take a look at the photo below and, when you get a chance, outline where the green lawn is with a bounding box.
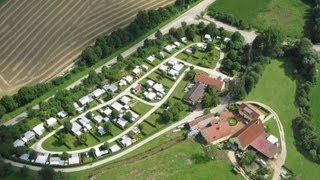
[176,46,220,68]
[42,132,99,151]
[310,63,320,135]
[68,140,242,180]
[209,0,309,37]
[131,101,153,115]
[245,59,320,179]
[264,119,280,141]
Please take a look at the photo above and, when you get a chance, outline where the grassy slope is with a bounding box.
[245,59,319,179]
[311,63,320,135]
[69,140,243,180]
[211,0,308,37]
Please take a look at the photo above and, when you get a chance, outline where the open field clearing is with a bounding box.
[245,59,320,179]
[0,0,175,96]
[209,0,309,37]
[311,63,320,135]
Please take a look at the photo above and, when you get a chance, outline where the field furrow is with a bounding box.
[0,0,52,54]
[7,1,89,82]
[30,0,174,82]
[0,0,175,95]
[0,0,68,71]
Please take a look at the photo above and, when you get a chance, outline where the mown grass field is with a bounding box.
[245,59,320,179]
[68,140,243,180]
[210,0,309,37]
[310,63,320,135]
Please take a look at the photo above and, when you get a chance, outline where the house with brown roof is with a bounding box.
[229,120,278,158]
[239,103,265,121]
[199,119,232,144]
[188,111,236,144]
[194,74,225,91]
[183,82,206,105]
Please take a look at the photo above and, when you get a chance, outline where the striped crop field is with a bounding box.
[0,0,175,95]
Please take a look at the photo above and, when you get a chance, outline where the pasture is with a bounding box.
[311,63,320,135]
[245,59,320,179]
[68,139,242,180]
[0,0,175,95]
[209,0,309,37]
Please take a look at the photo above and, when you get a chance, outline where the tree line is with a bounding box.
[305,0,320,43]
[286,38,320,163]
[228,27,284,100]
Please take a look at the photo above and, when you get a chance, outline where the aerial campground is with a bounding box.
[0,0,320,180]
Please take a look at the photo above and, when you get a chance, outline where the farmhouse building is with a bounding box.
[194,74,225,91]
[229,120,278,158]
[183,82,206,105]
[239,103,265,121]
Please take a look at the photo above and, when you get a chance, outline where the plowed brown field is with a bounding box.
[0,0,175,95]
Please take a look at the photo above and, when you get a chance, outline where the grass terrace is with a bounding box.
[209,0,309,37]
[245,59,320,178]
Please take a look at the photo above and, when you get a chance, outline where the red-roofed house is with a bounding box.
[199,119,232,143]
[250,133,279,159]
[194,74,225,91]
[239,103,265,121]
[229,119,278,158]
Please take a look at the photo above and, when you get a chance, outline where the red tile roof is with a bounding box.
[194,74,224,91]
[240,103,264,121]
[250,133,279,158]
[232,120,266,149]
[200,119,231,142]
